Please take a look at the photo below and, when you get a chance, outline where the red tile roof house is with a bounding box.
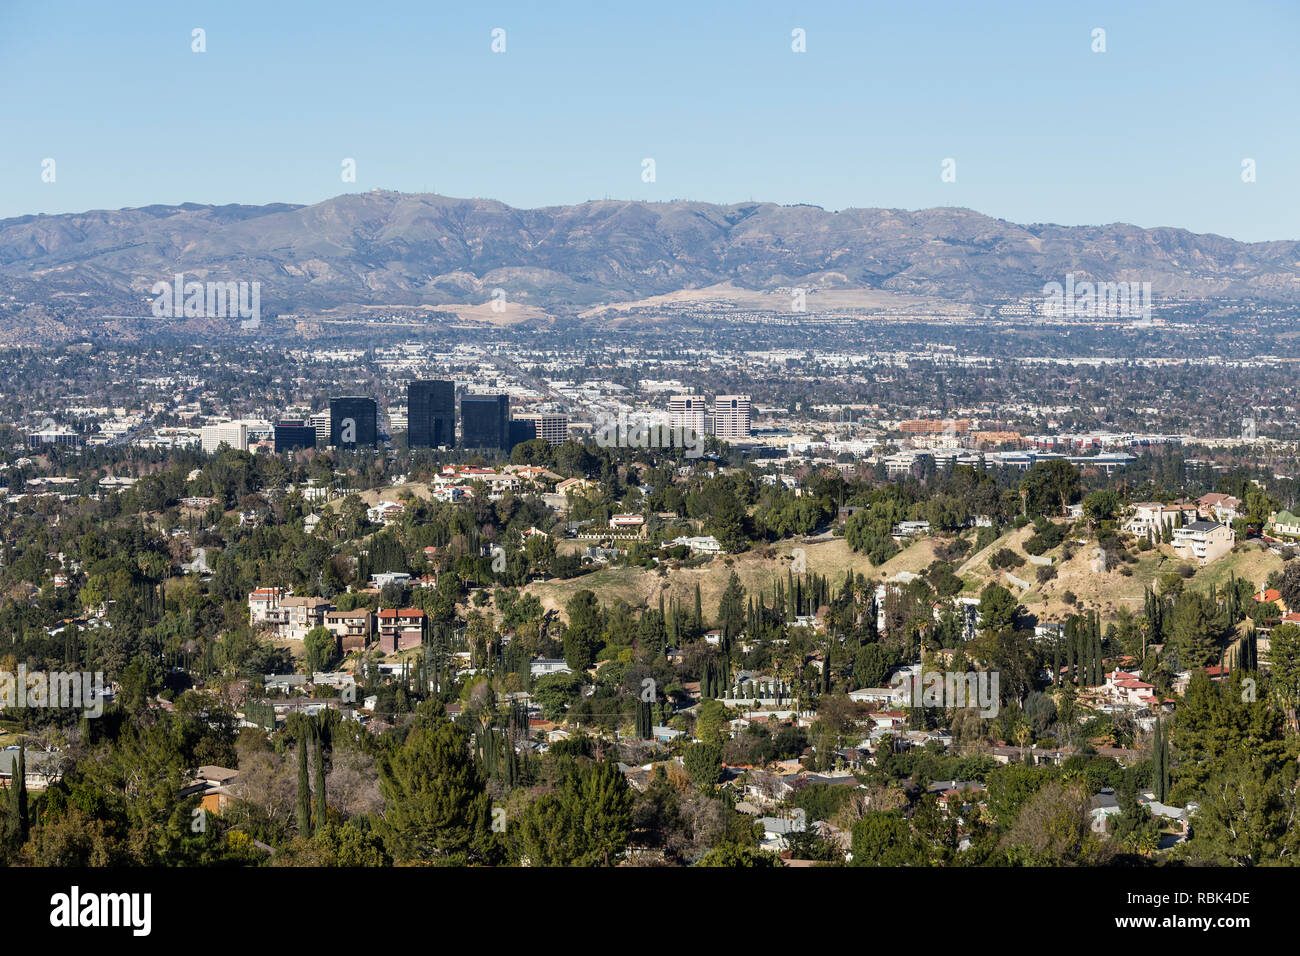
[1103,669,1157,708]
[1197,493,1242,523]
[247,587,288,625]
[376,608,426,653]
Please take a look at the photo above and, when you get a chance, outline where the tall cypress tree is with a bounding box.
[1150,718,1161,795]
[6,752,17,831]
[8,748,28,845]
[1066,619,1077,685]
[312,718,328,830]
[296,722,313,837]
[636,700,652,739]
[1151,717,1170,803]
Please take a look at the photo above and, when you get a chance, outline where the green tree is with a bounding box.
[695,844,780,867]
[312,717,329,829]
[1188,758,1300,866]
[976,584,1018,645]
[512,760,633,866]
[1020,459,1081,516]
[1082,489,1120,526]
[1151,716,1170,803]
[694,698,729,744]
[850,811,927,866]
[1268,622,1300,732]
[683,741,724,789]
[304,626,339,674]
[1171,671,1289,804]
[1171,593,1218,669]
[377,721,499,864]
[563,590,603,671]
[853,643,888,689]
[291,717,313,838]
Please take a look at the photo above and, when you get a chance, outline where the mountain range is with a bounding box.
[1,191,1297,326]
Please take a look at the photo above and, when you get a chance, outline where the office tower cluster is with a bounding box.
[205,380,571,456]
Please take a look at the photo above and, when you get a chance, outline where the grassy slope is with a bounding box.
[958,524,1281,621]
[526,526,1282,626]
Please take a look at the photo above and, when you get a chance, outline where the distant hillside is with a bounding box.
[1,191,1298,325]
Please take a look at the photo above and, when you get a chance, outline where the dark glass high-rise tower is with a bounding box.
[408,379,456,448]
[273,420,316,453]
[508,418,536,450]
[329,396,377,448]
[461,394,509,449]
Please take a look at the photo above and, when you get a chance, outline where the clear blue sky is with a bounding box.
[2,0,1296,241]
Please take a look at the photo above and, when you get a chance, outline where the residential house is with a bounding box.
[989,745,1071,766]
[324,608,374,651]
[891,520,931,537]
[1089,789,1122,833]
[870,710,909,731]
[366,501,406,524]
[182,766,241,815]
[1125,501,1198,537]
[669,535,723,555]
[1197,493,1241,523]
[248,587,288,625]
[263,674,309,693]
[370,571,411,590]
[555,477,597,497]
[0,747,62,791]
[1271,510,1300,539]
[376,608,425,653]
[1102,669,1158,709]
[609,514,646,531]
[276,595,332,641]
[531,658,572,678]
[1172,520,1235,565]
[758,810,807,851]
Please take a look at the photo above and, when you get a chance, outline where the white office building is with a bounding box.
[669,394,707,435]
[309,410,331,445]
[515,413,570,446]
[200,421,249,453]
[713,394,752,440]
